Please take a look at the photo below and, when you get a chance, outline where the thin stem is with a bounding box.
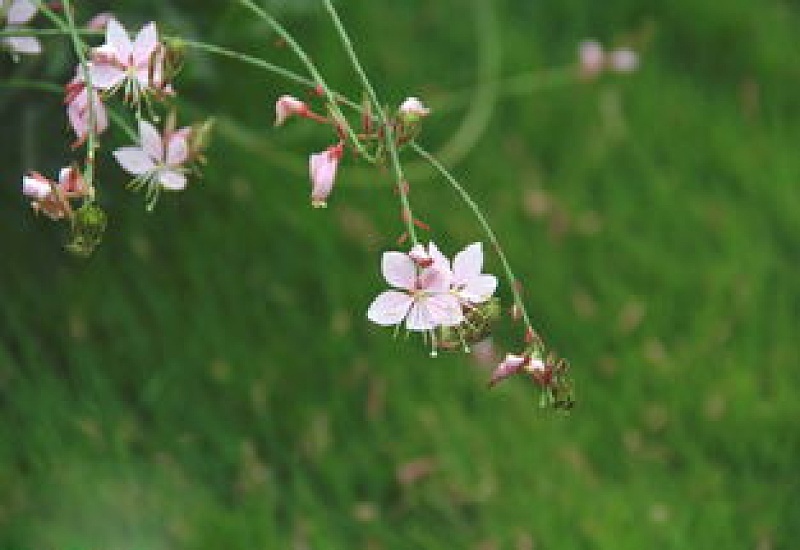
[0,28,102,38]
[321,0,419,245]
[234,0,372,161]
[410,142,537,339]
[39,0,99,197]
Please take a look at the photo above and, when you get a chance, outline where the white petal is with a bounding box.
[157,169,187,191]
[424,294,463,327]
[367,290,412,326]
[132,22,158,64]
[166,133,188,166]
[381,251,416,290]
[452,242,484,284]
[88,62,125,90]
[417,266,449,293]
[138,119,163,161]
[113,146,155,175]
[105,18,132,60]
[22,176,51,200]
[459,274,498,303]
[405,301,436,332]
[427,241,451,275]
[7,0,37,25]
[4,35,41,54]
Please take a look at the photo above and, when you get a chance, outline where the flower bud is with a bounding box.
[398,97,430,123]
[309,142,344,208]
[275,95,308,127]
[65,203,107,257]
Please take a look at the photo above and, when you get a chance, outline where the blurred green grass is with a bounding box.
[1,0,799,548]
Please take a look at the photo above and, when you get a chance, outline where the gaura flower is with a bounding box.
[1,0,40,55]
[89,19,169,103]
[22,166,87,219]
[113,119,191,204]
[309,142,344,208]
[367,250,463,332]
[86,12,114,31]
[65,69,109,147]
[398,97,430,121]
[274,95,308,127]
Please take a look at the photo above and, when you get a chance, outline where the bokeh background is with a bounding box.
[1,0,798,548]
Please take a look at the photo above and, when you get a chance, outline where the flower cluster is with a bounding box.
[579,39,639,79]
[17,10,208,253]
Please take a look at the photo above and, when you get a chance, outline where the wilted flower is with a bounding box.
[90,19,170,103]
[1,0,40,55]
[113,119,191,207]
[22,166,88,219]
[274,95,308,126]
[489,353,545,388]
[367,249,463,332]
[65,70,109,146]
[309,142,344,208]
[398,97,430,122]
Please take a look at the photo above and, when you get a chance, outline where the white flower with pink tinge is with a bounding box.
[89,19,168,103]
[367,250,464,333]
[2,0,40,55]
[113,119,191,207]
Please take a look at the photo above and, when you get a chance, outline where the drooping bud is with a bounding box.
[489,353,529,388]
[275,95,308,127]
[309,142,344,208]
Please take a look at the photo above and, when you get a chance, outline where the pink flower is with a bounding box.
[22,166,87,219]
[398,97,430,120]
[579,40,605,78]
[113,119,191,198]
[309,142,344,208]
[2,0,41,55]
[274,95,308,126]
[89,19,168,103]
[489,353,545,387]
[408,242,448,270]
[609,48,638,73]
[367,250,463,332]
[65,70,109,146]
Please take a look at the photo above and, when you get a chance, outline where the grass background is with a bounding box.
[1,0,798,548]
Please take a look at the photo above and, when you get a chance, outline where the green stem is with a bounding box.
[410,142,538,341]
[234,0,372,161]
[321,0,419,246]
[38,0,99,197]
[0,28,102,38]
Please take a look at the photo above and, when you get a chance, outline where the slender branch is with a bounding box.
[410,142,538,339]
[234,0,372,161]
[0,28,102,38]
[321,0,419,245]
